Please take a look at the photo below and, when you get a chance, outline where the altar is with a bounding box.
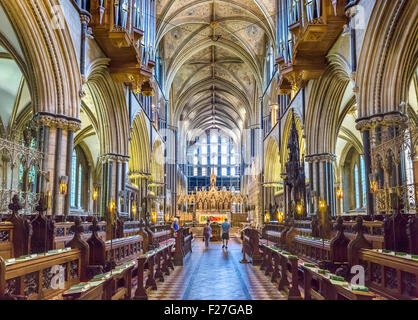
[198,212,229,224]
[177,170,247,225]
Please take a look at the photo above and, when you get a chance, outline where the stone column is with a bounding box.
[34,114,81,216]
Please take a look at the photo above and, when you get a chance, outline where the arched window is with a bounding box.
[70,147,89,212]
[354,164,360,209]
[70,150,77,207]
[360,155,367,207]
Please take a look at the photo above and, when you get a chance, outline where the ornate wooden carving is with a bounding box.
[67,216,90,281]
[30,197,54,254]
[330,217,350,263]
[8,195,32,257]
[347,217,372,267]
[383,208,409,253]
[283,110,307,219]
[407,215,418,254]
[87,217,106,270]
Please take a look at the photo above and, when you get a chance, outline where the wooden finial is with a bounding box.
[8,195,22,215]
[35,196,48,215]
[89,216,101,234]
[70,216,84,237]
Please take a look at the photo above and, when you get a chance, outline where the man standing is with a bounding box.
[221,218,231,249]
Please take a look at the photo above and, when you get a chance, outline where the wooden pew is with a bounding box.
[173,227,192,266]
[358,249,418,300]
[145,221,173,250]
[123,221,140,237]
[54,220,106,249]
[301,262,375,300]
[133,239,175,300]
[259,242,301,299]
[4,195,32,258]
[241,227,262,265]
[62,260,136,300]
[332,219,384,249]
[87,218,142,277]
[0,223,14,259]
[261,222,288,247]
[0,248,82,300]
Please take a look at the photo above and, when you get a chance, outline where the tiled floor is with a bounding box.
[147,237,285,300]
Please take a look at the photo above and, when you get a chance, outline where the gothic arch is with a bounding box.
[305,58,351,155]
[86,59,130,156]
[356,0,418,118]
[0,0,82,118]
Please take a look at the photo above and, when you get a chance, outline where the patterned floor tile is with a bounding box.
[147,238,285,300]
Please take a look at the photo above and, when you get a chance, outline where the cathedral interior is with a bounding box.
[0,0,417,302]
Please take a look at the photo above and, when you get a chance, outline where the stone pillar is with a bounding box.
[34,113,81,217]
[305,153,336,217]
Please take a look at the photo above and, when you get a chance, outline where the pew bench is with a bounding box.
[241,227,262,265]
[134,239,176,300]
[359,249,418,300]
[293,235,331,263]
[0,222,14,259]
[0,247,82,300]
[54,221,106,249]
[300,262,375,300]
[105,235,142,265]
[259,242,302,299]
[62,260,136,300]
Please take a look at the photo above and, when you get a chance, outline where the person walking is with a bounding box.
[172,218,179,232]
[221,218,231,249]
[203,221,212,248]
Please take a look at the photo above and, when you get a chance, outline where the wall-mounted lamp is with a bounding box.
[264,212,271,223]
[59,176,68,195]
[319,198,327,210]
[151,211,157,224]
[336,188,344,199]
[92,188,98,201]
[165,213,170,223]
[108,199,116,225]
[277,211,284,224]
[296,202,303,215]
[132,201,137,216]
[369,174,378,193]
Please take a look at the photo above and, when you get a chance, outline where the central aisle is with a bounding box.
[148,238,285,300]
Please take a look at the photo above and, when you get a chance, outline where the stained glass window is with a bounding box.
[360,156,367,207]
[77,164,82,208]
[354,164,360,209]
[70,150,77,207]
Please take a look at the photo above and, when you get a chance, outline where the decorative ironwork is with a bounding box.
[371,263,382,284]
[385,266,398,290]
[401,271,417,298]
[55,227,65,237]
[375,183,418,214]
[5,277,19,296]
[69,260,79,279]
[0,230,10,242]
[24,271,39,296]
[42,267,54,290]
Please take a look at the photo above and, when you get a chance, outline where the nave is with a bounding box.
[147,237,284,300]
[0,0,417,302]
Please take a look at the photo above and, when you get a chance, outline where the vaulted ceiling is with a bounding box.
[156,0,276,141]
